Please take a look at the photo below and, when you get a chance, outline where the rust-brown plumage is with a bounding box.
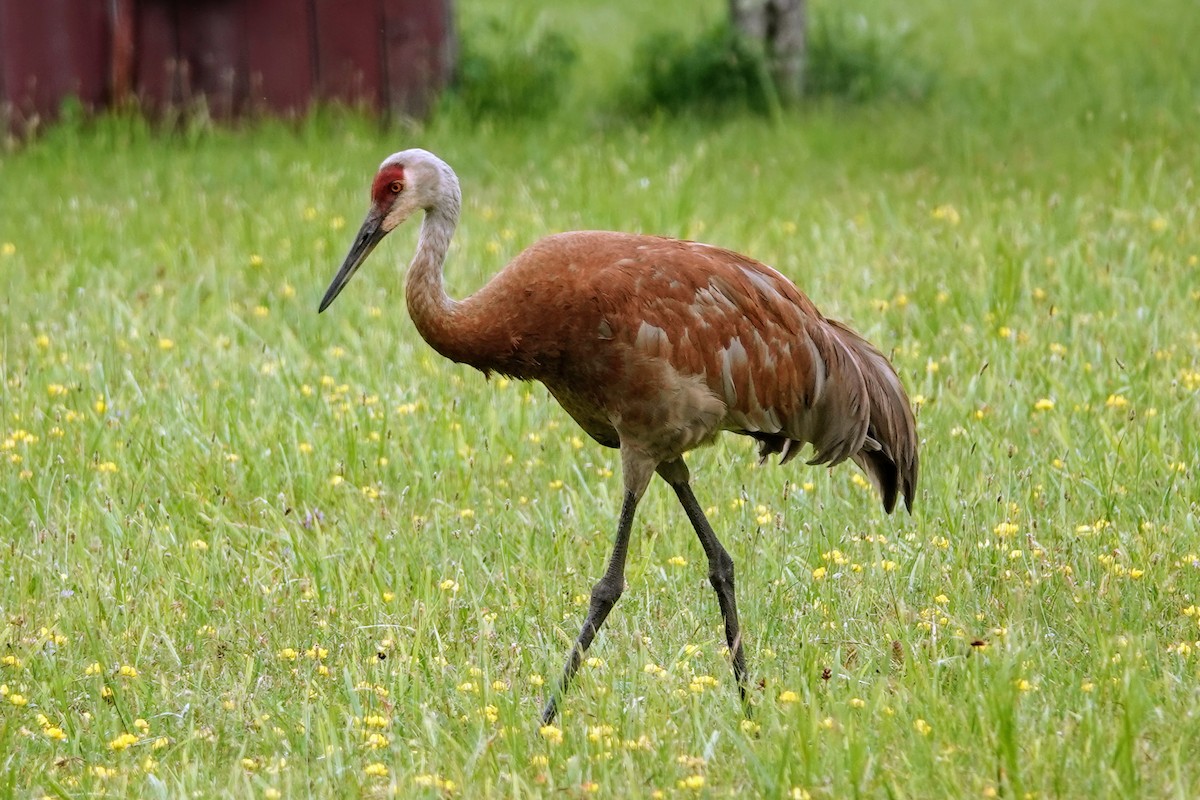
[320,149,919,723]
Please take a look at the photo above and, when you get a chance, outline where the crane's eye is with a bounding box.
[389,180,404,194]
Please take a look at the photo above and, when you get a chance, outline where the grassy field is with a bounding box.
[2,0,1199,796]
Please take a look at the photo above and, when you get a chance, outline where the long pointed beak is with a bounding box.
[319,209,388,313]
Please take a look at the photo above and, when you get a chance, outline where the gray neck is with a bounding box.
[404,195,474,364]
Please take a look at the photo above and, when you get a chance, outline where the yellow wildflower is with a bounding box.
[931,204,961,225]
[109,732,140,751]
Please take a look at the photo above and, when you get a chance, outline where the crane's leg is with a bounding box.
[658,458,749,709]
[541,450,654,725]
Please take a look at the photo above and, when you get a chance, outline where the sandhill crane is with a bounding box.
[319,149,918,724]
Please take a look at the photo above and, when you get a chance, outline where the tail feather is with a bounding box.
[827,320,919,514]
[745,318,919,514]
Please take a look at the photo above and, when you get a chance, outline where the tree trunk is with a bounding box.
[728,0,807,101]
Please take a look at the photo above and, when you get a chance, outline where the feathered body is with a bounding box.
[320,149,919,722]
[409,229,916,513]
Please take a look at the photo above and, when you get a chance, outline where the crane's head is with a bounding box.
[319,149,459,312]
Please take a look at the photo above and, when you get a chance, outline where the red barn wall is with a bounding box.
[0,0,454,132]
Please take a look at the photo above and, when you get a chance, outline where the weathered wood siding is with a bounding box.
[0,0,454,132]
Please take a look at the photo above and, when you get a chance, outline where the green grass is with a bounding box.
[2,0,1200,796]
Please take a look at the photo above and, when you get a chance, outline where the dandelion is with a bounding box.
[778,689,799,704]
[158,337,175,350]
[1034,398,1055,412]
